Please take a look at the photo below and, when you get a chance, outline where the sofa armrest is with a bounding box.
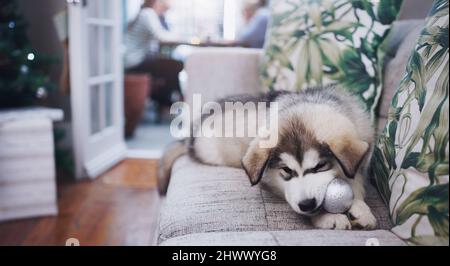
[184,47,263,106]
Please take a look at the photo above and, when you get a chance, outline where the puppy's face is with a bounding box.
[242,114,369,216]
[266,148,337,216]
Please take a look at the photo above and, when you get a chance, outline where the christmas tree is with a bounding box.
[0,0,55,108]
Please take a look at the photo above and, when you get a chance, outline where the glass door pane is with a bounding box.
[87,0,115,136]
[88,25,100,77]
[104,82,113,128]
[102,26,113,75]
[90,84,101,134]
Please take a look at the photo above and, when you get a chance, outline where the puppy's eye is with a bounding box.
[311,161,329,173]
[304,161,330,176]
[281,167,293,175]
[280,166,296,180]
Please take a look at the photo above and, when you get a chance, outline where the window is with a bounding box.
[125,0,244,42]
[166,0,225,41]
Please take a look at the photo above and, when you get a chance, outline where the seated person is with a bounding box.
[214,0,269,48]
[235,0,270,48]
[125,0,183,114]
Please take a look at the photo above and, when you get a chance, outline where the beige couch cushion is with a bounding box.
[158,156,393,244]
[184,48,263,107]
[160,230,406,246]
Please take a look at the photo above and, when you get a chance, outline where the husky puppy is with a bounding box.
[158,85,377,230]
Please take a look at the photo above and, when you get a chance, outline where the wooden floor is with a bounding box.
[0,159,161,246]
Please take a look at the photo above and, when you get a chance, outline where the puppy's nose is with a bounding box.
[298,198,317,212]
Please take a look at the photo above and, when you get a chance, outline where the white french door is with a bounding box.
[68,0,126,179]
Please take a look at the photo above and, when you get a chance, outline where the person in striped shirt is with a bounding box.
[125,0,183,117]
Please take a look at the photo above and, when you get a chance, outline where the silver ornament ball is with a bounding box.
[323,178,354,214]
[36,87,48,99]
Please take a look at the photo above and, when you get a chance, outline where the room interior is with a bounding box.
[0,0,447,247]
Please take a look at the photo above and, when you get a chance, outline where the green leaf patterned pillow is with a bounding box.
[261,0,402,118]
[372,0,449,246]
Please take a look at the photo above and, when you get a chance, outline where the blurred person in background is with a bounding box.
[202,0,269,49]
[235,0,270,48]
[125,0,183,120]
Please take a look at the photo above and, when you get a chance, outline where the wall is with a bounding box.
[17,0,71,121]
[17,0,73,155]
[398,0,434,20]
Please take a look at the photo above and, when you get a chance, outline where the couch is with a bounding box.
[157,3,433,246]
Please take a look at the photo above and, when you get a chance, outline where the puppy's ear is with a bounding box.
[242,138,272,185]
[328,138,369,179]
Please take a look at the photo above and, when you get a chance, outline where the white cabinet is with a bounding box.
[0,108,63,222]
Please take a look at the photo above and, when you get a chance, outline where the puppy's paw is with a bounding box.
[311,213,352,230]
[348,200,377,230]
